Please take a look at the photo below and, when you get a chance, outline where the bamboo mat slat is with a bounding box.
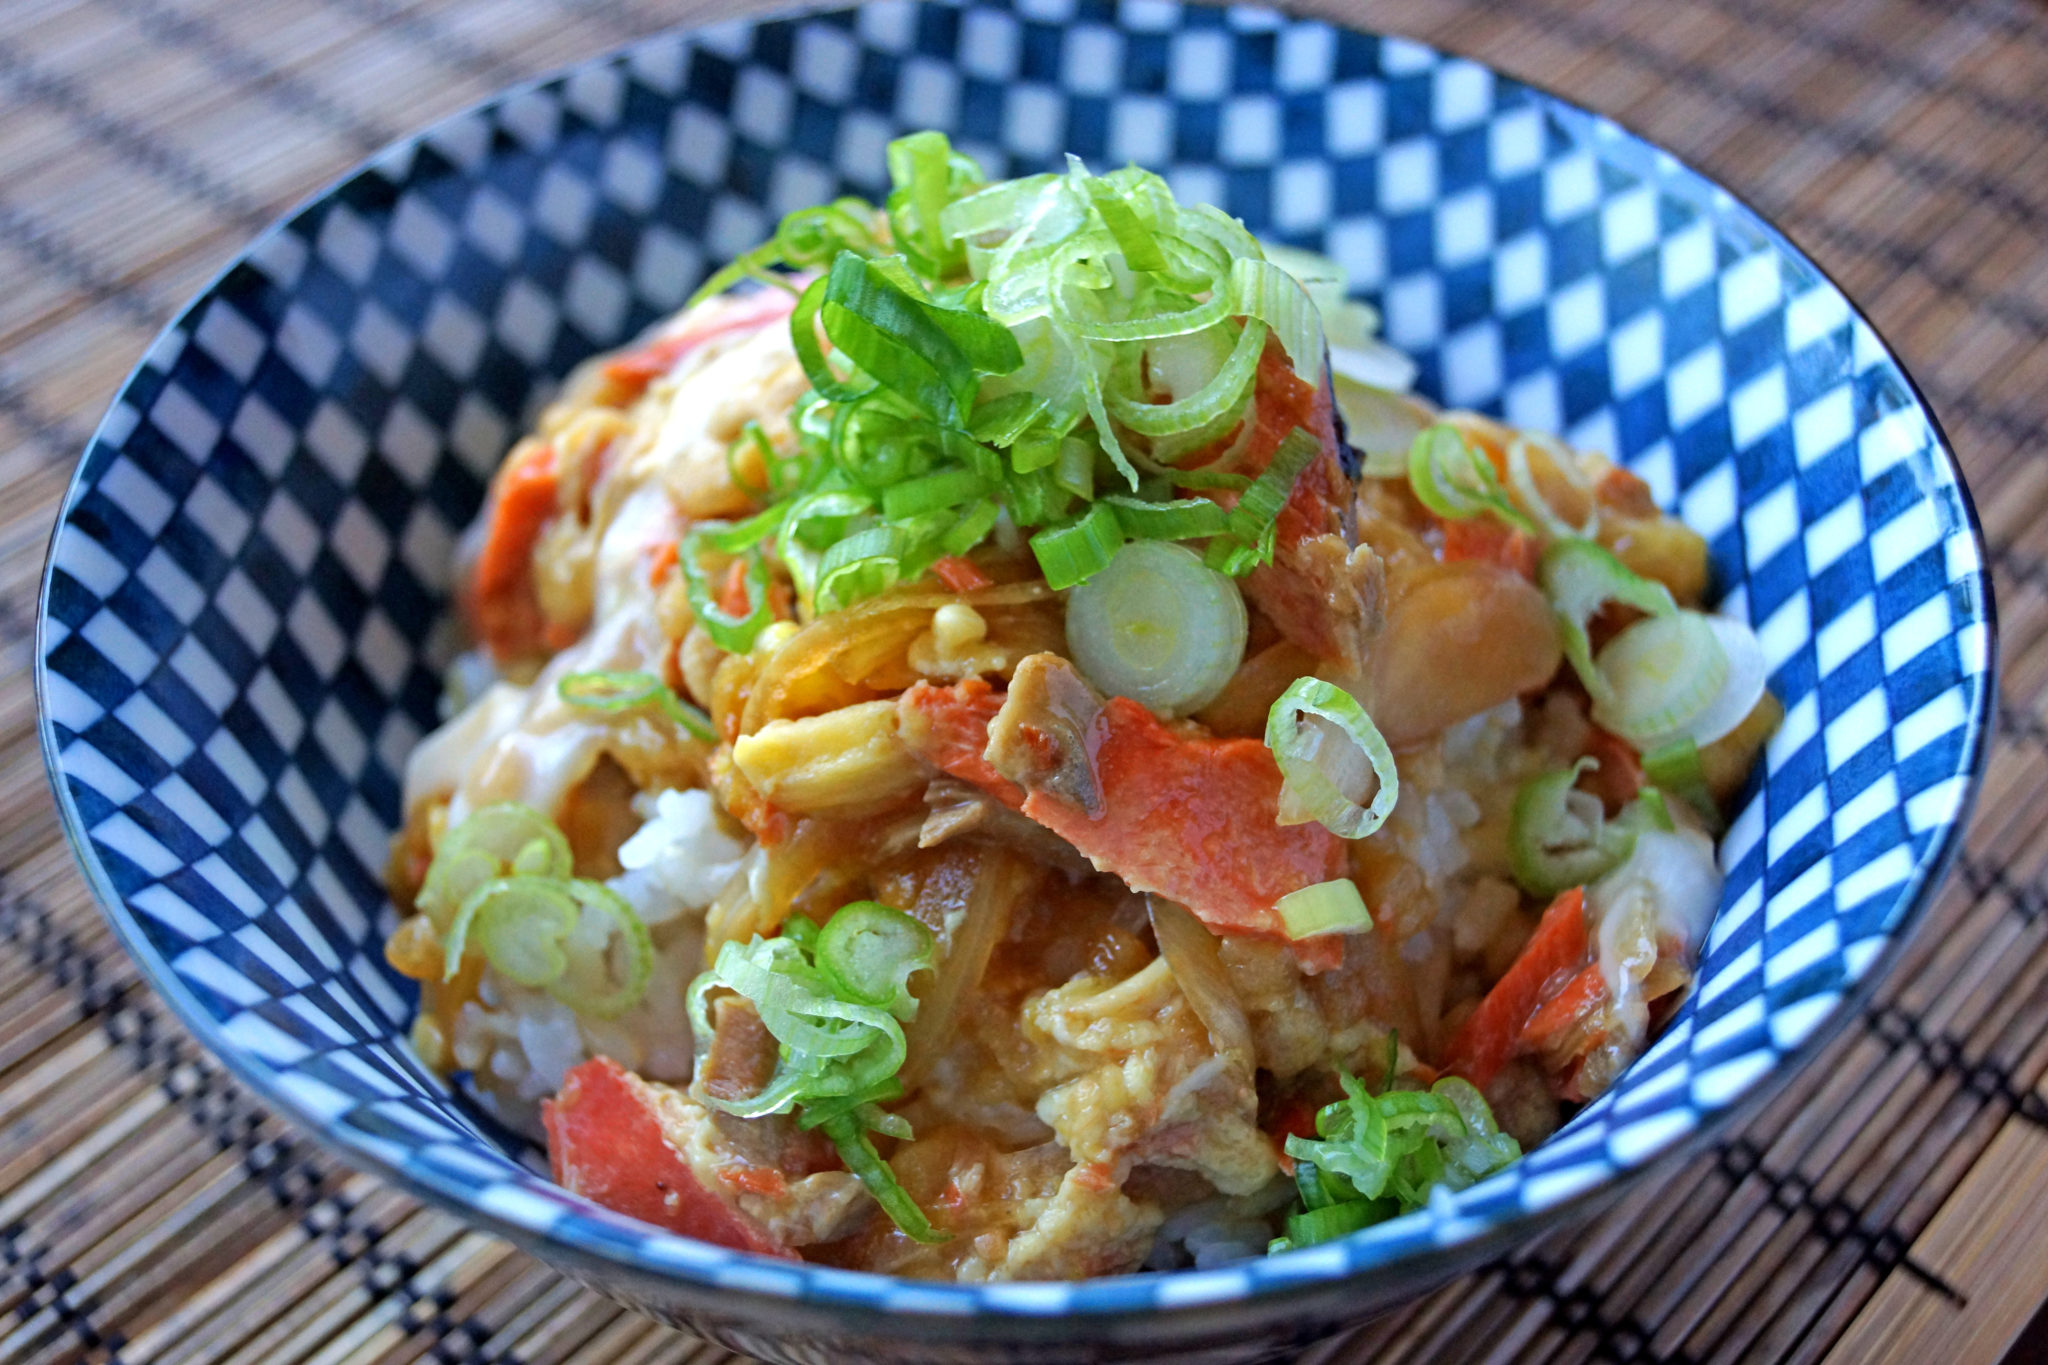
[1,0,2044,1361]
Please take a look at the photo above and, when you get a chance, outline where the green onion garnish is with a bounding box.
[687,902,945,1243]
[1407,424,1536,534]
[1266,678,1400,840]
[1274,878,1374,940]
[1536,536,1680,703]
[558,670,715,743]
[672,130,1356,615]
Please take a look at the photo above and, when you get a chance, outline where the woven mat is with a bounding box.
[3,0,2046,1360]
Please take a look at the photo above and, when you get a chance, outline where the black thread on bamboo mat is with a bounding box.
[1490,1251,1694,1365]
[1473,0,2048,248]
[316,0,529,85]
[120,0,395,154]
[0,38,271,232]
[1714,1137,1967,1305]
[0,201,162,331]
[0,886,541,1363]
[1696,0,2048,135]
[0,371,97,469]
[1955,854,2048,927]
[1866,1001,2048,1128]
[0,1231,126,1359]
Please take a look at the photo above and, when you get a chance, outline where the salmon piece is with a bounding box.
[899,659,1346,970]
[544,1057,793,1258]
[471,441,558,662]
[1440,515,1540,581]
[1443,887,1590,1088]
[1226,343,1383,671]
[1578,727,1647,814]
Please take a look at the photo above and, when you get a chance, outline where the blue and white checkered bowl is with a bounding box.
[33,3,1994,1361]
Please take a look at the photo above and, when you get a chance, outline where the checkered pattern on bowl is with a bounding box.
[34,0,1993,1357]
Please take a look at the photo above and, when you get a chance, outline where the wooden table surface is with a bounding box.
[4,0,2048,1361]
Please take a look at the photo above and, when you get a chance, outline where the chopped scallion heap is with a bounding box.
[678,131,1347,647]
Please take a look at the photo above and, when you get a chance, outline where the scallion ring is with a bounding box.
[1064,540,1247,716]
[1266,678,1400,840]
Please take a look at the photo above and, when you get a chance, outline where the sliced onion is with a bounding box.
[1065,540,1248,716]
[1148,897,1254,1071]
[1588,827,1722,995]
[1329,341,1419,397]
[1590,611,1728,747]
[1333,378,1433,478]
[1507,437,1597,540]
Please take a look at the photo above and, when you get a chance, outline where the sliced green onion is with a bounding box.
[704,500,792,554]
[1536,537,1679,703]
[678,529,774,653]
[1282,1199,1389,1248]
[1107,319,1267,438]
[1102,494,1228,541]
[820,1111,947,1244]
[1231,255,1323,386]
[549,880,655,1019]
[886,130,958,272]
[558,671,715,743]
[1408,424,1536,534]
[1277,1071,1520,1239]
[1507,759,1620,899]
[1590,611,1729,748]
[1073,156,1166,272]
[1031,501,1126,590]
[442,875,576,986]
[415,801,571,933]
[1266,678,1400,840]
[1293,1158,1354,1212]
[685,911,945,1243]
[449,877,650,1013]
[1275,878,1374,939]
[1507,759,1677,898]
[941,499,1001,557]
[1225,427,1320,550]
[814,901,935,1021]
[881,467,984,519]
[814,524,908,615]
[1644,736,1722,831]
[968,391,1045,446]
[1064,539,1247,716]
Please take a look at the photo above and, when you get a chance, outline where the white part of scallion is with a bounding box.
[1063,540,1248,717]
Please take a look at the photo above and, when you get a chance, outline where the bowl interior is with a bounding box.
[36,0,1992,1326]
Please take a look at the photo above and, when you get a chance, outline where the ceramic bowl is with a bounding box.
[35,2,1995,1361]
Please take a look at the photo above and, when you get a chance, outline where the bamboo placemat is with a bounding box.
[2,0,2045,1360]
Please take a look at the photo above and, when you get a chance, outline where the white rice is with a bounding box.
[449,785,751,1133]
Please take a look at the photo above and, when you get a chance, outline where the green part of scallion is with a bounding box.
[685,901,946,1243]
[426,804,652,1019]
[1266,678,1400,840]
[557,671,715,744]
[1267,1071,1520,1256]
[672,131,1365,612]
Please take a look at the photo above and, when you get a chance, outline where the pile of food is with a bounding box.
[385,134,1777,1280]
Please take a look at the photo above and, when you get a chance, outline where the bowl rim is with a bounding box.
[32,0,1998,1339]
